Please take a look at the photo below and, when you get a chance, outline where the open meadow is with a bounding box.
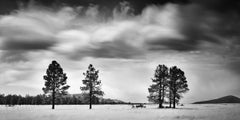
[1,104,239,120]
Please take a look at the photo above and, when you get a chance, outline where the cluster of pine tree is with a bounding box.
[1,61,189,110]
[148,65,189,108]
[42,61,104,109]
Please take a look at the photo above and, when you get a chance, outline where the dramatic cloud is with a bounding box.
[193,0,240,13]
[0,2,185,61]
[0,0,190,15]
[0,0,240,102]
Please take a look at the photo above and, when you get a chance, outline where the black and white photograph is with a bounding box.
[0,0,240,120]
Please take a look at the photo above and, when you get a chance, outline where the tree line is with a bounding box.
[0,94,80,105]
[0,93,125,106]
[1,60,189,109]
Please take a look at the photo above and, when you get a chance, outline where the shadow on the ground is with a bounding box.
[148,107,199,110]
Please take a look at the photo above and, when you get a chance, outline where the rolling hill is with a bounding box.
[193,95,240,104]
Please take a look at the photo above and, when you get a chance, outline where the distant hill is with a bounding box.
[193,95,240,104]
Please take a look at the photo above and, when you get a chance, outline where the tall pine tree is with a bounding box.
[169,66,189,108]
[148,64,168,108]
[80,64,104,109]
[43,60,70,109]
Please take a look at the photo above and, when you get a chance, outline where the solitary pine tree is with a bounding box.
[80,64,104,109]
[43,60,70,109]
[169,66,189,108]
[148,64,169,108]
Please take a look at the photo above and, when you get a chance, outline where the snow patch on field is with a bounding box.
[0,104,240,120]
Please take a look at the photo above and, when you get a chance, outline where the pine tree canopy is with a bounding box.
[80,64,104,97]
[43,60,70,95]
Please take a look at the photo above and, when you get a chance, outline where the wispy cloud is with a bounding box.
[0,2,184,61]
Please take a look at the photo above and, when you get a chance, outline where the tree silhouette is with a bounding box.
[169,66,189,108]
[43,60,70,109]
[148,64,169,108]
[80,64,104,109]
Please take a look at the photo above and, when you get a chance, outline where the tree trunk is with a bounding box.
[158,82,162,108]
[52,90,55,109]
[89,85,92,109]
[173,90,176,108]
[162,85,165,107]
[89,95,92,109]
[169,91,172,108]
[170,100,172,108]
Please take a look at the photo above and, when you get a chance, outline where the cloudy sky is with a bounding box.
[0,0,240,103]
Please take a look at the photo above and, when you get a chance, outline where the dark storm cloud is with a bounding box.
[75,40,143,59]
[1,38,55,50]
[181,0,240,75]
[145,5,221,52]
[188,0,240,39]
[0,0,190,15]
[146,0,240,53]
[147,38,197,51]
[192,0,240,13]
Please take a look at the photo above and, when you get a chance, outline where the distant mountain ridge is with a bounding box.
[193,95,240,104]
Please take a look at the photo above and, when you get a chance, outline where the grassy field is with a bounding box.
[0,104,239,120]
